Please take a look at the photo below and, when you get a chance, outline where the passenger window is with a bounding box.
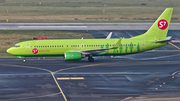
[13,45,20,48]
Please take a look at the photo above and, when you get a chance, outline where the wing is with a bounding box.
[71,37,122,55]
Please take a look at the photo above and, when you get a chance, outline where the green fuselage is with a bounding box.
[7,38,167,57]
[6,8,173,62]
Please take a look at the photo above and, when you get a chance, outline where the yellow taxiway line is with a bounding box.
[171,71,180,76]
[57,77,84,80]
[51,72,68,101]
[0,64,68,101]
[169,42,180,50]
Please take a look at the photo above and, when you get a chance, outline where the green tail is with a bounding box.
[132,8,173,41]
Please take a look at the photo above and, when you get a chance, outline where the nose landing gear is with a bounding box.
[23,59,26,63]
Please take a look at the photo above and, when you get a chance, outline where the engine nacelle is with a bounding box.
[64,52,82,60]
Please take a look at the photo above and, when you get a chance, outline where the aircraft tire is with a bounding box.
[23,59,26,63]
[88,57,94,62]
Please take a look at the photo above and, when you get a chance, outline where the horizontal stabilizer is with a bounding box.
[155,36,172,43]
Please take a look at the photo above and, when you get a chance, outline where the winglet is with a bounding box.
[112,37,122,49]
[106,32,112,39]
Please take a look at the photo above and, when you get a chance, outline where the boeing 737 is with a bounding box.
[7,8,173,62]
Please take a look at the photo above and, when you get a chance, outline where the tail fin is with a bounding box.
[132,8,173,40]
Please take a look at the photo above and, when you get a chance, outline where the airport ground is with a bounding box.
[0,0,180,23]
[1,27,180,101]
[0,1,180,101]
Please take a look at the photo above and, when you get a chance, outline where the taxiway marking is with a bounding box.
[169,42,180,50]
[1,51,180,101]
[0,64,68,101]
[71,77,84,79]
[54,52,180,74]
[0,92,61,101]
[171,71,180,76]
[139,53,180,60]
[149,88,180,91]
[51,72,68,101]
[54,62,122,73]
[57,77,70,80]
[57,77,84,80]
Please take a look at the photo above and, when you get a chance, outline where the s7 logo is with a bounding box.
[158,19,168,30]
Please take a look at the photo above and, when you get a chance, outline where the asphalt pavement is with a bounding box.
[1,25,180,101]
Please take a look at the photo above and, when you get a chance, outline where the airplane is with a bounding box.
[7,8,173,63]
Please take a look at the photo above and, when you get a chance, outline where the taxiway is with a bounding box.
[0,27,180,101]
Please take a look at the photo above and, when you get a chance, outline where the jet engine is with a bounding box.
[64,52,82,60]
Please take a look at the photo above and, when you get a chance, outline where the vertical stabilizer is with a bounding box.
[132,8,173,41]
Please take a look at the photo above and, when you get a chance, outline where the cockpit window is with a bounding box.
[13,45,20,48]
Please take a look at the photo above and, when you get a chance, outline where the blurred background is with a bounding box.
[0,0,179,23]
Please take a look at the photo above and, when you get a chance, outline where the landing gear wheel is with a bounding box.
[23,59,26,63]
[88,57,94,62]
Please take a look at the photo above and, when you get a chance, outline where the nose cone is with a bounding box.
[6,47,14,54]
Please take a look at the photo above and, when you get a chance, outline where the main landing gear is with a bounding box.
[88,56,94,62]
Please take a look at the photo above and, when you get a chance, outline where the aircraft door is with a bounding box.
[26,43,31,51]
[77,44,84,49]
[141,41,145,50]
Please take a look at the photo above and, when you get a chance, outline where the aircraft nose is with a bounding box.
[6,47,13,54]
